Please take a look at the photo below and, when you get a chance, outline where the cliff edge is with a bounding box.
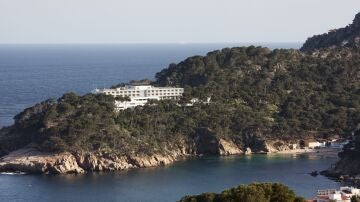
[301,12,360,51]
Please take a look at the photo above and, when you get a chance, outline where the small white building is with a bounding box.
[340,186,360,197]
[95,85,184,100]
[94,85,184,110]
[308,141,326,149]
[315,187,360,202]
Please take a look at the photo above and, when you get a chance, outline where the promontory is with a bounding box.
[0,12,360,174]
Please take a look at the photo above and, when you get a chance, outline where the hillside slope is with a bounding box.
[1,13,360,174]
[0,46,359,173]
[301,12,360,51]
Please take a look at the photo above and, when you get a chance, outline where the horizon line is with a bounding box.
[0,41,303,45]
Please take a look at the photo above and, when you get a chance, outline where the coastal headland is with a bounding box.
[0,12,360,177]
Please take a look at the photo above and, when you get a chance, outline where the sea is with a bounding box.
[0,43,341,202]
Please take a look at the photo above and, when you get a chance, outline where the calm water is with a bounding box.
[0,153,339,202]
[0,43,300,127]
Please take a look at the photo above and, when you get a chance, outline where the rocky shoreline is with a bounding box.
[0,138,242,174]
[0,147,187,174]
[0,138,340,175]
[320,156,360,187]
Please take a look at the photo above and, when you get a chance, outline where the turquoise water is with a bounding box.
[0,153,339,202]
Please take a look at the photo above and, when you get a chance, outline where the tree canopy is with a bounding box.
[179,183,306,202]
[0,46,359,157]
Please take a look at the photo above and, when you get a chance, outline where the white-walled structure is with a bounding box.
[95,85,184,100]
[308,141,326,149]
[94,85,184,110]
[315,187,360,202]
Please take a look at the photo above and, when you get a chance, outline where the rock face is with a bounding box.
[194,128,243,155]
[301,12,360,51]
[0,147,187,174]
[0,148,84,174]
[0,134,309,174]
[218,139,242,155]
[264,140,296,153]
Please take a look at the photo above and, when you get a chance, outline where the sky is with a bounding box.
[0,0,359,44]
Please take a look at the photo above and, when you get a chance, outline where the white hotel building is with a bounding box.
[94,85,184,110]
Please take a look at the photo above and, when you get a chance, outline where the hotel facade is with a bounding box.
[94,85,184,110]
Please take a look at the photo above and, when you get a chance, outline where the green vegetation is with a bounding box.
[179,183,306,202]
[301,12,360,51]
[338,130,360,162]
[0,45,359,156]
[1,12,360,156]
[299,11,360,179]
[155,46,360,137]
[0,93,117,154]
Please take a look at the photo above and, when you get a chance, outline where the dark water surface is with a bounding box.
[0,43,300,127]
[0,153,339,202]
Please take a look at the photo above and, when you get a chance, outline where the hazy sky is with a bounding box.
[0,0,359,44]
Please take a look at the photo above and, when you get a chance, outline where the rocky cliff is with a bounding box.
[301,12,360,51]
[0,136,311,174]
[0,148,84,174]
[0,147,187,174]
[0,129,241,174]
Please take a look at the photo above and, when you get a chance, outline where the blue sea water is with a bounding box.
[0,153,339,202]
[0,43,340,202]
[0,43,300,127]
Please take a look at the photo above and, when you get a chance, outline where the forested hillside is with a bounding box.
[301,12,360,51]
[0,45,359,157]
[156,46,360,136]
